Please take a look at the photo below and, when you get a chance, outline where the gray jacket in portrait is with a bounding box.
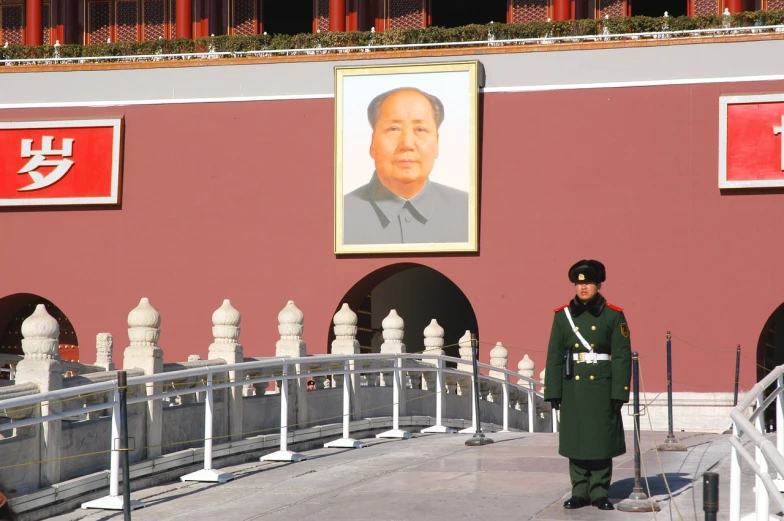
[343,172,469,245]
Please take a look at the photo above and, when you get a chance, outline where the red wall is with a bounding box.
[3,79,784,393]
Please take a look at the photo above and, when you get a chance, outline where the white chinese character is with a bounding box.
[17,136,75,192]
[775,117,784,171]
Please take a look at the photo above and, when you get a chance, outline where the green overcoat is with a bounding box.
[543,294,632,460]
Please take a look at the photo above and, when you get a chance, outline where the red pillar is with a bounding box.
[375,0,384,32]
[553,0,570,20]
[176,0,192,37]
[209,0,221,35]
[347,0,358,31]
[725,0,743,12]
[330,0,345,31]
[26,0,44,45]
[64,0,78,43]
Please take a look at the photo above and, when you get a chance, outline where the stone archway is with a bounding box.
[0,293,79,362]
[327,263,478,360]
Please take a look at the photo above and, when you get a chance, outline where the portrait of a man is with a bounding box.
[334,62,479,255]
[343,87,468,246]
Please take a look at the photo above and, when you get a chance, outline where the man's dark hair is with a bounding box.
[367,87,445,130]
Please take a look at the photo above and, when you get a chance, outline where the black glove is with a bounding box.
[547,399,561,411]
[612,400,625,414]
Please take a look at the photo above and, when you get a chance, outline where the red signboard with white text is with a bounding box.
[0,119,123,206]
[720,95,784,189]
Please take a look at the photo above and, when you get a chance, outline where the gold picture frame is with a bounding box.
[334,61,479,255]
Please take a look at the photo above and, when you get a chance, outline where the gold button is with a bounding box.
[591,326,596,331]
[575,343,579,348]
[575,327,579,330]
[624,386,629,391]
[590,375,595,380]
[575,375,580,381]
[590,344,595,348]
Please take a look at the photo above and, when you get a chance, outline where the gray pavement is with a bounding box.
[43,429,770,521]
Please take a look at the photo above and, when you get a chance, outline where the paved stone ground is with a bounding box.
[43,429,772,521]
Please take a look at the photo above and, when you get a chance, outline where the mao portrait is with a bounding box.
[334,62,479,255]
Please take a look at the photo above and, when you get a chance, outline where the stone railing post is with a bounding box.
[95,333,115,371]
[275,301,307,430]
[487,342,508,403]
[331,303,362,419]
[455,330,473,396]
[421,319,444,392]
[379,310,406,415]
[208,299,244,442]
[13,304,63,487]
[122,298,164,459]
[516,354,535,411]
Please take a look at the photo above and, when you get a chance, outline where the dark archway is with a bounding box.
[327,263,478,362]
[755,303,784,431]
[261,0,313,36]
[429,0,507,29]
[0,294,80,365]
[630,0,686,17]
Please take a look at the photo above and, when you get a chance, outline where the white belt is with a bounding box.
[573,352,611,363]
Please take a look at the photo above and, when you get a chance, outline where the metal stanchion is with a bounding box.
[658,331,685,451]
[733,345,741,407]
[119,371,132,521]
[465,334,493,447]
[617,352,660,512]
[703,472,719,521]
[724,344,742,435]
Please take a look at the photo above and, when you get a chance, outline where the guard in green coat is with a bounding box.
[544,259,632,511]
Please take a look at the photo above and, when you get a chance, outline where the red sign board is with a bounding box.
[0,119,123,206]
[720,95,784,189]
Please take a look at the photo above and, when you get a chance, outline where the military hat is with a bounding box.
[568,259,606,284]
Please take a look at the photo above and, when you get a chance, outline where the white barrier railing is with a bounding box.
[729,364,784,521]
[0,351,548,511]
[1,24,783,66]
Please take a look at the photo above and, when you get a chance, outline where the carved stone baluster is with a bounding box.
[421,319,444,391]
[517,354,535,411]
[487,342,508,403]
[455,330,473,396]
[14,304,63,485]
[95,333,115,371]
[379,310,405,388]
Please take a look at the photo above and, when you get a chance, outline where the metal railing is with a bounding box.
[0,351,549,509]
[729,363,784,521]
[1,24,783,67]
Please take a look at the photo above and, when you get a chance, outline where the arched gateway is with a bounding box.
[0,293,80,364]
[327,264,478,359]
[756,302,784,431]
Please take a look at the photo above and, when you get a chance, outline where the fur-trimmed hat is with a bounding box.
[568,259,606,284]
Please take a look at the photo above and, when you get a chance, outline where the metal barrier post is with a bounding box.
[500,373,510,433]
[421,358,454,433]
[527,383,535,433]
[378,355,411,439]
[734,345,741,407]
[81,372,143,512]
[325,360,366,448]
[466,334,493,446]
[261,362,306,461]
[730,421,741,521]
[755,394,770,521]
[778,375,784,483]
[182,369,235,482]
[658,331,685,451]
[617,352,660,512]
[703,472,719,521]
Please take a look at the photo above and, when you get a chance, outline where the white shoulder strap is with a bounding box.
[563,307,593,352]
